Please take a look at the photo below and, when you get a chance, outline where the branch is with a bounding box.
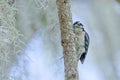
[56,0,79,80]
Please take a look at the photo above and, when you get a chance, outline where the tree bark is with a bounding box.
[56,0,79,80]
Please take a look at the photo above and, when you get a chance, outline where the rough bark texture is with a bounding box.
[56,0,79,80]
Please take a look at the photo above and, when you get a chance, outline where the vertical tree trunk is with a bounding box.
[56,0,79,80]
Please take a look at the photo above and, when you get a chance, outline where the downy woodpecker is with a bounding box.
[73,21,90,64]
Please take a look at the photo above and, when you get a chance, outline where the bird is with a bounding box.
[73,21,90,64]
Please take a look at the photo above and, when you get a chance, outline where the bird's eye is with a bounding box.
[79,23,83,26]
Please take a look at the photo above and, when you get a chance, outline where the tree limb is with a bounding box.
[56,0,79,80]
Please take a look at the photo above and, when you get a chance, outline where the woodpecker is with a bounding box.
[73,21,90,64]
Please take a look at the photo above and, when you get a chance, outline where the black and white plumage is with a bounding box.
[73,21,90,64]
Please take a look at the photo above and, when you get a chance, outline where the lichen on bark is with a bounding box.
[56,0,79,80]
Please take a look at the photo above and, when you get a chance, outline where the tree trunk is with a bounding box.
[56,0,79,80]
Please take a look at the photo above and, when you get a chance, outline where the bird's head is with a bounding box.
[73,21,84,31]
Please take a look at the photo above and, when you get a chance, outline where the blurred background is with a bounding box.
[0,0,120,80]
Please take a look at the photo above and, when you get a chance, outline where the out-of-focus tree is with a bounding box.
[0,0,24,80]
[116,0,120,3]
